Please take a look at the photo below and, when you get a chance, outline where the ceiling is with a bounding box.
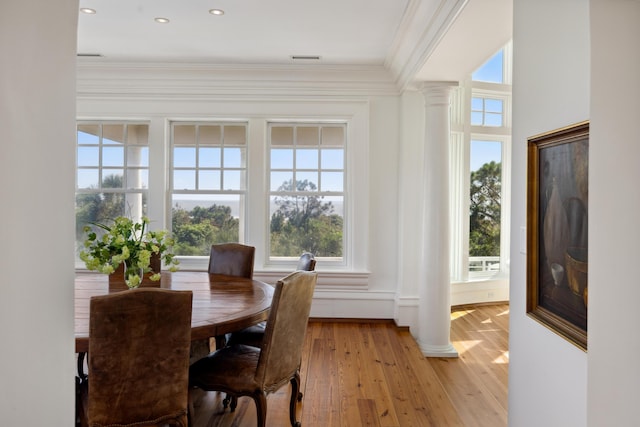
[77,0,512,86]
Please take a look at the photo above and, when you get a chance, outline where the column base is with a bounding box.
[418,341,459,358]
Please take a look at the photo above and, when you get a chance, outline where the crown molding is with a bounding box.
[385,0,468,91]
[76,59,401,97]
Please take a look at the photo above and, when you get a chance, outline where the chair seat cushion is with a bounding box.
[227,322,266,348]
[189,344,261,393]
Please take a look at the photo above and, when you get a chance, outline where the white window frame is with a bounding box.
[266,121,347,267]
[75,120,150,267]
[450,43,512,287]
[168,121,249,268]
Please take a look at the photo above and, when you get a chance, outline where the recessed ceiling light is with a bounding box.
[80,8,96,14]
[209,9,225,16]
[155,17,170,23]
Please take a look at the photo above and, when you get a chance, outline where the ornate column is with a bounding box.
[417,81,459,357]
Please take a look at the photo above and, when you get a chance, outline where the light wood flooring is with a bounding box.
[189,303,509,427]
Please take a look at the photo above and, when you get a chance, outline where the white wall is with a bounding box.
[588,1,640,425]
[509,0,589,426]
[0,1,78,425]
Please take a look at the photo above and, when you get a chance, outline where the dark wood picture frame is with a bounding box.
[527,121,588,351]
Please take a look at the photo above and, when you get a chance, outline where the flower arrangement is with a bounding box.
[80,216,179,288]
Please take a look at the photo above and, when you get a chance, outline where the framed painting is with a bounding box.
[526,121,588,351]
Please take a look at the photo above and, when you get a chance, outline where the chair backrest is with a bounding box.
[87,288,193,426]
[254,270,317,390]
[296,252,316,271]
[208,243,255,278]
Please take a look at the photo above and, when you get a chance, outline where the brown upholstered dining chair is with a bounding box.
[227,252,316,349]
[77,288,193,427]
[188,270,318,427]
[208,242,255,278]
[202,242,256,352]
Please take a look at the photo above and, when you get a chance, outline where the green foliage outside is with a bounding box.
[172,204,239,256]
[75,174,129,248]
[270,179,343,257]
[77,174,343,259]
[469,161,501,257]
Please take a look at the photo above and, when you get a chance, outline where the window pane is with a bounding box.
[321,171,344,192]
[469,140,502,272]
[271,127,293,146]
[102,124,125,144]
[271,149,293,169]
[77,147,99,167]
[321,127,344,147]
[485,99,503,113]
[76,191,134,255]
[199,125,221,145]
[472,49,504,83]
[102,146,124,167]
[127,146,148,167]
[199,147,221,168]
[471,97,483,111]
[297,126,319,146]
[127,124,148,145]
[77,169,99,189]
[77,127,99,144]
[223,170,242,190]
[296,171,318,189]
[126,169,148,189]
[199,170,220,190]
[296,149,318,169]
[224,126,246,145]
[174,147,196,168]
[270,194,343,257]
[173,170,196,190]
[271,171,293,191]
[321,149,344,169]
[171,194,241,256]
[485,113,503,127]
[471,112,484,126]
[174,125,196,145]
[101,171,123,188]
[223,147,243,168]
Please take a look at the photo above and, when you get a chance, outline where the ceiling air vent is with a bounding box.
[77,53,103,57]
[290,55,321,61]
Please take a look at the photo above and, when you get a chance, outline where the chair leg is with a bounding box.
[187,388,196,425]
[223,394,238,412]
[296,361,303,402]
[215,335,226,350]
[289,372,301,427]
[252,391,268,427]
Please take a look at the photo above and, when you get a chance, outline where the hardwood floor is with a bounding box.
[189,304,509,427]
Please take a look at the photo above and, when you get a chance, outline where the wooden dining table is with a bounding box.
[75,271,274,354]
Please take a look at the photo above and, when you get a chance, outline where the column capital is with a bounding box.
[418,81,459,106]
[418,80,459,92]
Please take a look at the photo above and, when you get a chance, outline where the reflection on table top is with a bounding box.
[75,271,274,353]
